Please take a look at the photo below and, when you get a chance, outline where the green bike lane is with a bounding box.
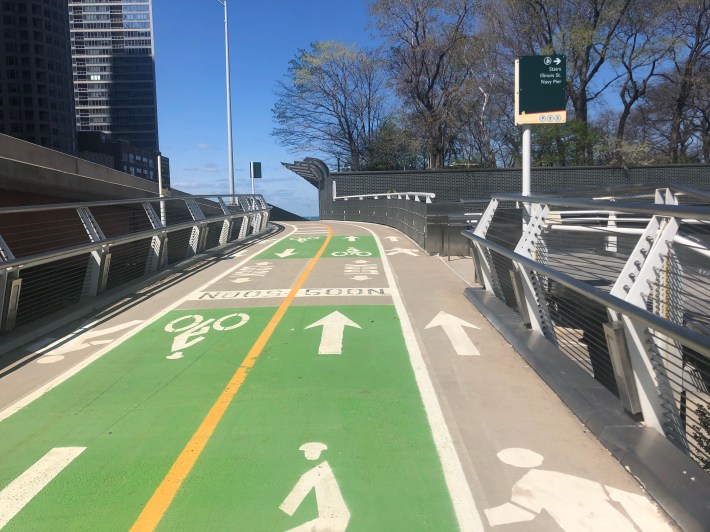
[0,224,467,531]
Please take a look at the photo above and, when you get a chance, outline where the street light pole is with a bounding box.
[217,0,235,201]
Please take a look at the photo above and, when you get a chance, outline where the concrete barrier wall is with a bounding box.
[0,133,159,202]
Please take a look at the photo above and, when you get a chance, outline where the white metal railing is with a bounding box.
[332,181,435,203]
[0,194,271,333]
[464,188,710,473]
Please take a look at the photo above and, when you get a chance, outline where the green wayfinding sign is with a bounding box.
[515,55,567,125]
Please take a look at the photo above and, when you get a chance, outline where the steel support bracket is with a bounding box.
[513,204,557,343]
[609,215,683,440]
[77,207,111,299]
[0,235,20,331]
[218,198,234,245]
[603,320,642,416]
[143,202,168,272]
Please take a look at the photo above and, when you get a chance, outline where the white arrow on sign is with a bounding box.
[554,57,561,65]
[276,249,297,258]
[425,311,481,357]
[345,236,359,242]
[385,236,400,242]
[305,311,361,355]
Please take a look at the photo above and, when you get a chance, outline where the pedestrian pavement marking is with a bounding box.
[0,447,86,529]
[129,226,334,531]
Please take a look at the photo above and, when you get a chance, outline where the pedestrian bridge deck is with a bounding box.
[0,221,676,531]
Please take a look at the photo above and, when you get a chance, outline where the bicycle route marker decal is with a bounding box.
[164,313,250,360]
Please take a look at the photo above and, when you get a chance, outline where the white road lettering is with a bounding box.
[192,288,390,300]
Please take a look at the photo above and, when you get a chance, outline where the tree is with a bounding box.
[370,0,477,168]
[483,0,634,164]
[662,0,709,162]
[362,119,425,170]
[272,42,387,170]
[610,0,670,163]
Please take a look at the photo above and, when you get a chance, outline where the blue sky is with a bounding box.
[153,0,373,218]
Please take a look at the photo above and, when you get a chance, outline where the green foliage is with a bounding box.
[528,120,603,167]
[362,121,424,170]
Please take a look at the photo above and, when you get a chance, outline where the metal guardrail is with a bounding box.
[0,194,271,333]
[327,196,428,249]
[463,187,710,473]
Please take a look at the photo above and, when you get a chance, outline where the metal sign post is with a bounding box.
[157,155,166,226]
[515,54,567,198]
[250,161,262,195]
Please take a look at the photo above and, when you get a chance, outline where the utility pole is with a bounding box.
[217,0,235,202]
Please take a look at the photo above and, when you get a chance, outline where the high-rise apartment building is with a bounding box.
[0,0,76,154]
[68,0,159,150]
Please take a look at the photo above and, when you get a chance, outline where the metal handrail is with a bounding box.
[335,192,436,203]
[0,194,262,215]
[540,181,710,201]
[494,194,710,221]
[0,208,269,272]
[462,228,710,357]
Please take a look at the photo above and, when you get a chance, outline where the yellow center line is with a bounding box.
[130,226,333,531]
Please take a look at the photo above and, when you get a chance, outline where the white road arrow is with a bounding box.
[276,248,297,258]
[345,236,359,242]
[351,275,371,281]
[425,311,481,357]
[231,277,251,284]
[385,236,400,242]
[305,311,361,355]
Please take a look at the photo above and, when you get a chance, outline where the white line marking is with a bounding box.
[0,447,86,528]
[0,225,300,424]
[342,221,485,531]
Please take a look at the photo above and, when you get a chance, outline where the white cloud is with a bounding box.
[186,163,221,173]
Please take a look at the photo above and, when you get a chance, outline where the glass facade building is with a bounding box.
[68,0,159,150]
[0,0,76,154]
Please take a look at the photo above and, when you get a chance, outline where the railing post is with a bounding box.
[472,199,504,299]
[184,199,207,257]
[257,197,271,232]
[0,236,21,331]
[247,197,262,234]
[603,320,642,416]
[513,203,557,343]
[77,207,111,299]
[142,202,167,273]
[608,214,684,443]
[218,198,234,245]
